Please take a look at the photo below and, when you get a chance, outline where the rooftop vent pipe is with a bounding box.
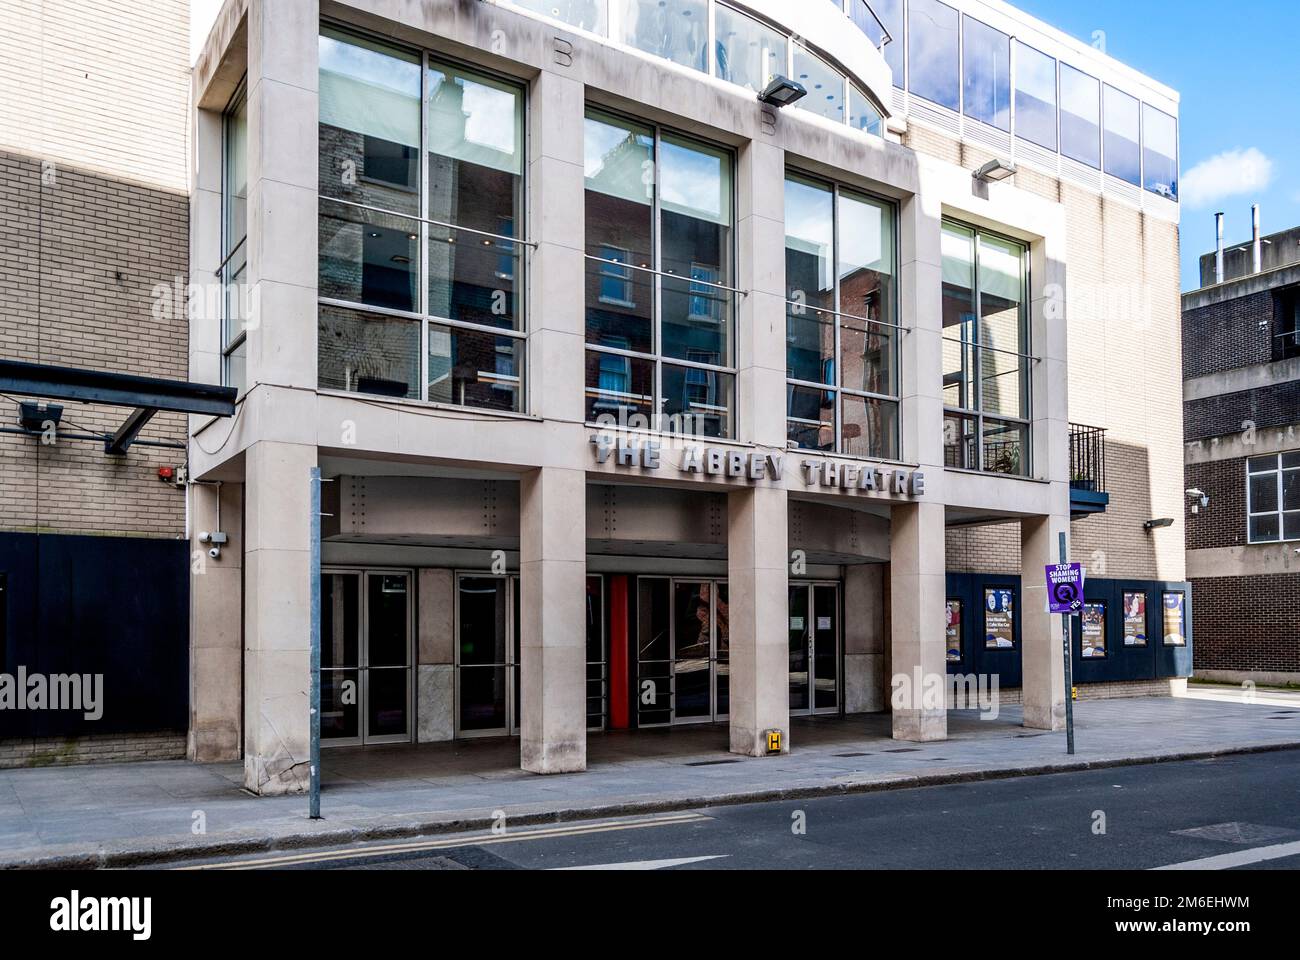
[1215,212,1225,284]
[1251,203,1262,275]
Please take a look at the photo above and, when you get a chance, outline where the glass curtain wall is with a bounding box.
[583,109,737,437]
[318,27,527,411]
[785,173,899,459]
[941,221,1030,475]
[221,84,249,394]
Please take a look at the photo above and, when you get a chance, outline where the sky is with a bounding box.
[191,0,1299,291]
[1013,0,1300,289]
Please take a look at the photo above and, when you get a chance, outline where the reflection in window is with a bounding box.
[584,111,735,435]
[615,0,708,72]
[784,173,898,458]
[874,0,905,81]
[1060,64,1099,168]
[714,3,785,93]
[962,16,1009,131]
[908,0,959,111]
[1142,104,1178,200]
[941,221,1029,476]
[511,0,607,32]
[850,85,884,137]
[793,44,846,123]
[1103,84,1140,185]
[1247,452,1300,543]
[1015,42,1057,150]
[1081,602,1106,658]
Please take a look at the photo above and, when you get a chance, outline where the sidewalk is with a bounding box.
[1,694,1297,868]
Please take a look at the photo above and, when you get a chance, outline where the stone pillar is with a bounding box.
[844,563,886,713]
[188,480,243,762]
[243,440,316,794]
[728,485,790,756]
[519,467,587,773]
[1021,514,1069,730]
[416,569,455,742]
[889,500,947,741]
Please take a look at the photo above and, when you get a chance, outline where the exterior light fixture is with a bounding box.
[1185,487,1210,513]
[973,158,1017,183]
[758,75,807,108]
[1143,518,1175,530]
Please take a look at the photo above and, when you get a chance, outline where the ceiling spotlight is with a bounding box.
[758,75,807,108]
[973,158,1018,183]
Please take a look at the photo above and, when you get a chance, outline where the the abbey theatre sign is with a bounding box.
[591,436,925,498]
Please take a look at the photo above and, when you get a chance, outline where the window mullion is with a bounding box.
[419,49,430,403]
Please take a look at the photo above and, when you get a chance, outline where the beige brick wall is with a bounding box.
[904,122,1186,583]
[0,1,191,537]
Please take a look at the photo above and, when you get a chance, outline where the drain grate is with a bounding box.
[683,758,743,767]
[884,747,921,753]
[1172,822,1299,845]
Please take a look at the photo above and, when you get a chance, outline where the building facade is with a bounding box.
[177,0,1194,795]
[0,1,194,766]
[1183,214,1300,685]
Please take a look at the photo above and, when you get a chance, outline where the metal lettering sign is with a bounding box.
[1045,562,1084,615]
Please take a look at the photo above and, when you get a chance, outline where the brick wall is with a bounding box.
[1182,290,1274,379]
[0,731,185,769]
[1184,458,1249,549]
[1184,381,1300,442]
[1191,574,1300,673]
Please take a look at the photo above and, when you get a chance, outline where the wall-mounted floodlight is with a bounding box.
[1143,518,1175,530]
[1185,487,1210,513]
[758,76,807,108]
[973,159,1017,183]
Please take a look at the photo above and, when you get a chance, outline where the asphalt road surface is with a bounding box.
[172,749,1300,870]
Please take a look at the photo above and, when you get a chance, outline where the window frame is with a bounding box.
[961,14,1010,132]
[1102,82,1142,186]
[783,170,902,460]
[1059,62,1101,169]
[940,218,1032,477]
[1141,102,1178,200]
[582,106,739,437]
[907,0,961,112]
[1013,40,1058,152]
[1273,287,1300,362]
[316,24,531,414]
[1246,452,1300,544]
[220,79,249,395]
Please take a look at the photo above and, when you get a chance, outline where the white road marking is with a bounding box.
[1153,839,1300,870]
[554,855,727,871]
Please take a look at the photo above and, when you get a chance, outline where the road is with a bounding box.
[171,749,1300,870]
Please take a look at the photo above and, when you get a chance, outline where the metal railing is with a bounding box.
[1069,423,1107,493]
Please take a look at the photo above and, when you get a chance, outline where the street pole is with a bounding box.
[1059,531,1075,755]
[309,467,322,819]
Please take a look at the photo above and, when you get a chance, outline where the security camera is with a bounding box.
[208,547,221,560]
[1185,488,1205,498]
[198,531,212,543]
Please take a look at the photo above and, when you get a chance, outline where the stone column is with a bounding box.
[889,500,947,741]
[728,485,790,756]
[519,467,587,773]
[416,569,455,742]
[243,440,316,793]
[844,563,886,713]
[188,480,243,762]
[1021,514,1069,730]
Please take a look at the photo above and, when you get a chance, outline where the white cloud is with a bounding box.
[1180,147,1274,210]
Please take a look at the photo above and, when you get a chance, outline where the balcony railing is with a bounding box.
[1069,423,1109,517]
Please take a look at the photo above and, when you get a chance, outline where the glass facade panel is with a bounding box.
[319,198,419,312]
[792,44,846,123]
[962,16,1009,131]
[615,0,708,72]
[714,3,786,93]
[1246,453,1300,543]
[661,364,734,438]
[1060,64,1100,168]
[585,351,654,424]
[222,86,248,394]
[977,234,1026,420]
[1103,84,1141,185]
[849,85,884,137]
[788,384,834,451]
[941,223,976,411]
[1014,41,1057,150]
[427,323,523,412]
[318,304,421,399]
[874,0,904,81]
[1142,103,1178,200]
[512,0,608,32]
[841,394,899,460]
[908,0,959,111]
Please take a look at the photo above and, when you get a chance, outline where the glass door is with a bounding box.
[456,574,514,737]
[789,582,841,715]
[672,581,714,721]
[321,569,413,745]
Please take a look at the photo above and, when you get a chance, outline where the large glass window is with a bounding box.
[220,83,248,395]
[785,173,898,460]
[1102,83,1140,185]
[1247,452,1300,543]
[908,0,959,111]
[941,221,1029,476]
[615,0,708,72]
[584,109,736,437]
[1014,42,1057,150]
[874,0,904,81]
[793,44,847,124]
[1142,104,1178,200]
[318,30,527,412]
[512,0,608,33]
[1059,64,1099,168]
[1276,288,1300,362]
[714,3,785,94]
[962,16,1009,131]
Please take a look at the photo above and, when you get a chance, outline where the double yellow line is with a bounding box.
[179,812,711,870]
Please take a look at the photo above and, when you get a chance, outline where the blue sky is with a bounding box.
[1014,0,1300,289]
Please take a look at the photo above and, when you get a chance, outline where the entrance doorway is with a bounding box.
[455,574,519,737]
[636,577,730,726]
[320,569,414,745]
[788,582,840,715]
